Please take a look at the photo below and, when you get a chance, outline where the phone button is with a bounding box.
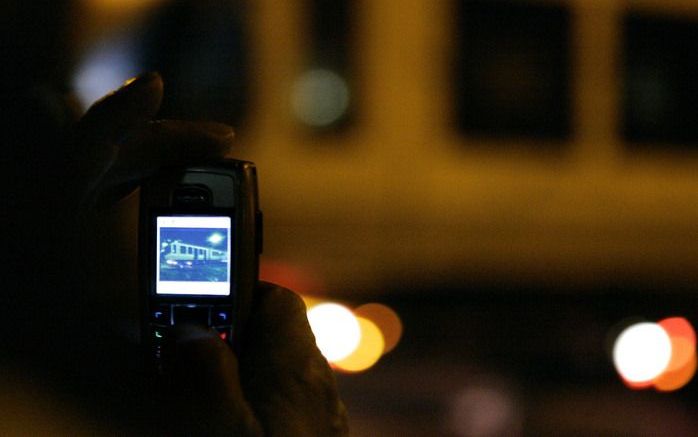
[151,343,165,373]
[151,305,171,325]
[151,326,168,343]
[215,326,232,343]
[212,306,233,326]
[173,305,211,326]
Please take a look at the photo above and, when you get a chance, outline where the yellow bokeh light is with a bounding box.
[333,317,385,373]
[300,294,321,311]
[354,303,403,354]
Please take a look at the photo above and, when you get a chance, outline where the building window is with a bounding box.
[453,0,572,140]
[623,12,698,147]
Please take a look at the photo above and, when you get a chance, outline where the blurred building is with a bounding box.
[73,0,698,297]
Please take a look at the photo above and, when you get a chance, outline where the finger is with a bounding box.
[165,324,263,436]
[69,73,164,206]
[239,282,349,436]
[78,72,164,143]
[90,120,234,207]
[116,119,234,176]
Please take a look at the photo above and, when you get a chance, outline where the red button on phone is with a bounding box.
[215,326,232,342]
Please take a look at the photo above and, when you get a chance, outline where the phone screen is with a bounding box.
[155,216,232,296]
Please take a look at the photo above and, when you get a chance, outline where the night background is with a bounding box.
[20,0,698,435]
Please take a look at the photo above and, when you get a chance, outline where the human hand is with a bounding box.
[5,71,237,338]
[165,282,349,437]
[60,72,240,330]
[71,71,234,210]
[72,76,348,435]
[4,75,349,435]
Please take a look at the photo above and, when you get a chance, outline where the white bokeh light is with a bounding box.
[291,68,350,127]
[613,322,672,383]
[307,303,361,362]
[72,33,139,109]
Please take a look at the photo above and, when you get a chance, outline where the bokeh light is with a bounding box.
[333,317,385,373]
[447,382,522,437]
[307,303,361,361]
[291,68,350,127]
[354,303,403,354]
[660,318,695,372]
[655,317,697,391]
[613,322,672,384]
[612,317,697,392]
[303,297,402,372]
[654,353,697,392]
[260,259,325,294]
[72,35,139,109]
[300,295,321,311]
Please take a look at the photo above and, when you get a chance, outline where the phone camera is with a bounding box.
[173,185,212,206]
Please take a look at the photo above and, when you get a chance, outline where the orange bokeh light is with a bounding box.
[654,353,697,392]
[653,317,697,391]
[659,317,696,347]
[663,336,695,373]
[333,317,385,373]
[354,303,403,354]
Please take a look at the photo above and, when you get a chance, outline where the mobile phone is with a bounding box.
[139,159,262,371]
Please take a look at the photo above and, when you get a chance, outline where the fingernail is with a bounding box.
[121,71,161,91]
[89,72,162,109]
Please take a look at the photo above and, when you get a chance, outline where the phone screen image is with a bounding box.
[155,216,232,296]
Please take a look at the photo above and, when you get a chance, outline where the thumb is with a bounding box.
[240,283,349,436]
[164,325,263,436]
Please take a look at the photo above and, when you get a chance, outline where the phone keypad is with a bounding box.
[150,326,167,372]
[149,304,235,367]
[151,326,168,340]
